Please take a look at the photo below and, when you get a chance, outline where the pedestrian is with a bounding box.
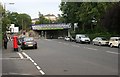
[3,33,8,49]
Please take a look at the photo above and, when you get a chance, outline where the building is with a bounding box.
[32,14,57,24]
[31,23,71,39]
[44,14,57,21]
[32,18,39,24]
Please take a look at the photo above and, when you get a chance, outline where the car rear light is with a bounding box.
[24,42,26,44]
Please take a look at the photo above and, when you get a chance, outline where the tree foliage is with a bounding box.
[35,13,52,24]
[2,11,32,32]
[102,2,120,34]
[60,2,117,34]
[17,13,32,30]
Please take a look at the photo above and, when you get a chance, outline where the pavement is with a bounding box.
[2,41,41,76]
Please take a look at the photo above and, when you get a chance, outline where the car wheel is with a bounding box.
[21,46,24,50]
[80,41,83,44]
[92,42,95,45]
[99,42,101,46]
[110,43,113,48]
[34,46,37,49]
[75,40,78,43]
[35,46,37,49]
[118,44,120,48]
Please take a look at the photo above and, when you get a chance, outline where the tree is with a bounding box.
[60,2,115,34]
[2,10,11,33]
[55,14,65,23]
[102,2,120,34]
[35,13,52,24]
[60,2,80,31]
[16,13,32,30]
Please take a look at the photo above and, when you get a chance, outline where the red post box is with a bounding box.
[13,35,18,51]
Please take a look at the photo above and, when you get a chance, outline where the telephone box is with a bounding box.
[13,35,18,51]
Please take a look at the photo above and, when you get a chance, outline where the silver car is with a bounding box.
[92,37,109,46]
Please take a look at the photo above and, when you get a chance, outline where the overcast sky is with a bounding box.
[1,0,62,19]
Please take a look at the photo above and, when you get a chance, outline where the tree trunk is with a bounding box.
[82,23,85,32]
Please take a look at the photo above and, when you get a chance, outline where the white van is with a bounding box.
[108,37,120,48]
[75,34,90,44]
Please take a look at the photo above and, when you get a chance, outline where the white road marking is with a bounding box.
[22,52,30,59]
[22,52,45,75]
[34,63,37,66]
[58,42,62,43]
[30,58,35,63]
[72,45,80,47]
[106,51,119,55]
[39,70,45,75]
[36,66,41,70]
[86,47,98,51]
[17,52,24,59]
[63,43,69,45]
[45,39,52,41]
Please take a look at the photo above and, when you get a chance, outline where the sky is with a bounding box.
[1,0,62,19]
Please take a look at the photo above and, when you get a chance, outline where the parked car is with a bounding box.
[64,36,70,41]
[21,37,37,49]
[108,37,120,48]
[58,36,64,39]
[75,34,90,44]
[92,37,109,46]
[18,37,25,45]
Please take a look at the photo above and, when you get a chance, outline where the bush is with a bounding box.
[88,32,111,40]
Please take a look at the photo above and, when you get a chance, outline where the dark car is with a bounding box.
[21,37,37,49]
[18,37,25,45]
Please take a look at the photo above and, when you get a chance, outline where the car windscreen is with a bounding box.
[81,35,88,38]
[24,38,34,41]
[101,38,107,40]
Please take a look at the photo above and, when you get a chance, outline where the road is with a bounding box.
[2,39,119,76]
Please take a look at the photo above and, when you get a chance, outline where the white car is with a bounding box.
[92,37,109,46]
[108,37,120,48]
[64,36,70,41]
[75,34,90,44]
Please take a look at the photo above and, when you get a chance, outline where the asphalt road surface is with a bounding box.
[2,39,119,76]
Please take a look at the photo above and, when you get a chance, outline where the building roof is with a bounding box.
[44,14,56,17]
[31,23,71,30]
[32,18,39,21]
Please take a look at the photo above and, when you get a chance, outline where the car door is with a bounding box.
[94,38,98,45]
[113,39,119,47]
[97,38,102,45]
